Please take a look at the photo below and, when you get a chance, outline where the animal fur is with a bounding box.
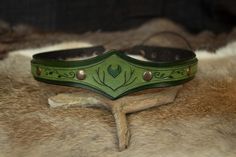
[0,19,236,157]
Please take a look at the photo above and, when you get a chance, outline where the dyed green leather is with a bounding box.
[31,47,197,99]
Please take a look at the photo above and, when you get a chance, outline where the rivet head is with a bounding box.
[36,67,42,76]
[76,70,86,80]
[186,67,191,76]
[143,71,153,81]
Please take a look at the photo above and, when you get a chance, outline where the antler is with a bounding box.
[48,85,182,151]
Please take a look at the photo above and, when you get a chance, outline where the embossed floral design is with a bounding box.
[44,68,75,79]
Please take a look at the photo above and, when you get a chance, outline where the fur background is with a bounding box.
[0,19,236,157]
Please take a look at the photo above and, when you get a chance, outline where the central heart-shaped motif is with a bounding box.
[107,65,122,78]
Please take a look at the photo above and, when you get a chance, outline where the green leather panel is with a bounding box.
[31,50,197,99]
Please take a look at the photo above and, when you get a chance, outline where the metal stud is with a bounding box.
[36,67,42,76]
[76,70,86,80]
[143,71,153,81]
[186,66,191,76]
[140,50,145,57]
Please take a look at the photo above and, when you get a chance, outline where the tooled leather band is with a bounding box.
[31,45,198,99]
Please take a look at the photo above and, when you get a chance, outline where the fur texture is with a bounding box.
[0,20,236,157]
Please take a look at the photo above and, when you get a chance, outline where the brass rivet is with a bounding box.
[76,70,86,80]
[186,67,191,76]
[143,71,153,81]
[140,50,145,57]
[36,67,42,76]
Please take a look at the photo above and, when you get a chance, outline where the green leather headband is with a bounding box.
[31,45,198,99]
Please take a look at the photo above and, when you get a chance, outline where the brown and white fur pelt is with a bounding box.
[0,37,236,156]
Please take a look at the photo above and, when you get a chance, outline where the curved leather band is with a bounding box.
[31,45,198,99]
